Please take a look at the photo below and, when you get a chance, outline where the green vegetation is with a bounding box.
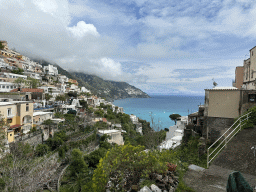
[0,42,4,50]
[11,68,24,75]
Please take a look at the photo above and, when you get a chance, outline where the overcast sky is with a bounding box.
[0,0,255,95]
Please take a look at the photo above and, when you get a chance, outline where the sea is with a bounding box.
[113,95,205,130]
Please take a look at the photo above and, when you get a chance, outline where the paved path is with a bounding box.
[183,164,256,192]
[184,127,256,192]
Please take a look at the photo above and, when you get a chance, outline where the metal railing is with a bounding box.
[207,112,251,168]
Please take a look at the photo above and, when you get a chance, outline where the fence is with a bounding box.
[207,112,251,168]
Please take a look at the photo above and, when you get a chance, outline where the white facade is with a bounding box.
[38,86,61,97]
[2,72,27,80]
[0,82,17,92]
[98,129,125,145]
[81,87,91,93]
[58,75,69,84]
[159,116,188,150]
[44,64,58,76]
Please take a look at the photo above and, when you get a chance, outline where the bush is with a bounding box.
[70,149,88,177]
[58,147,65,159]
[35,144,49,156]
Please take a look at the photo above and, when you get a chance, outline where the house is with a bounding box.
[81,87,91,93]
[0,101,33,143]
[43,64,58,76]
[68,79,78,86]
[33,111,53,127]
[33,111,53,140]
[10,88,44,100]
[38,85,61,97]
[233,66,244,89]
[159,116,187,150]
[0,82,17,92]
[98,129,125,145]
[203,87,241,142]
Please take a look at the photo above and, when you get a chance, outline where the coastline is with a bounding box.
[113,95,205,130]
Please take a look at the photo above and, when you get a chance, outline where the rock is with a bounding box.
[169,178,174,183]
[154,174,163,180]
[150,184,161,192]
[139,186,152,192]
[173,176,179,180]
[163,176,168,183]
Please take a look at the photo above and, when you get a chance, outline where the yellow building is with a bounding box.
[0,101,33,143]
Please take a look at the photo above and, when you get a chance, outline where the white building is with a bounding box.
[43,64,58,76]
[0,82,17,92]
[2,72,27,81]
[58,75,69,84]
[159,116,188,150]
[98,129,126,145]
[81,87,91,93]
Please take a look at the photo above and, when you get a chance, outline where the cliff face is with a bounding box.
[72,72,150,101]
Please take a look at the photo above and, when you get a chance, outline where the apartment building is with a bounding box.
[0,101,33,143]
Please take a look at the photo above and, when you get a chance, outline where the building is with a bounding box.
[203,87,241,142]
[68,79,78,86]
[10,88,44,100]
[233,66,244,89]
[43,64,58,76]
[0,101,33,143]
[98,129,125,145]
[0,82,17,92]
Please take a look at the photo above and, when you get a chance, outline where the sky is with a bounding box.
[0,0,255,96]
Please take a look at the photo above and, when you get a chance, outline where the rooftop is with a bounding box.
[33,111,52,116]
[11,88,44,93]
[205,87,238,90]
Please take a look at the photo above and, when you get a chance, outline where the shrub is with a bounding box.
[35,144,49,156]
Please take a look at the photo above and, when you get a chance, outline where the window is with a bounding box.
[252,71,254,79]
[252,51,254,56]
[10,134,12,136]
[6,86,9,89]
[249,94,256,102]
[2,86,5,88]
[10,86,13,89]
[26,104,29,111]
[7,108,12,116]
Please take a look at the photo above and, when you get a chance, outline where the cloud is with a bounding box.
[1,0,256,95]
[67,21,100,37]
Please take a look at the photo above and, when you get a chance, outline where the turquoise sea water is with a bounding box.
[113,95,204,130]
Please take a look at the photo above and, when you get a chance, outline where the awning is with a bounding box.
[10,124,22,129]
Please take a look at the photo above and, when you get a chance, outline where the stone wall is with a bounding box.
[21,133,43,147]
[203,117,234,143]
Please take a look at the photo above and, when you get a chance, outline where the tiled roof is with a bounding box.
[10,88,44,93]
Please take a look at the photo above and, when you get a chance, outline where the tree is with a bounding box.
[35,144,49,157]
[56,94,67,102]
[70,149,88,177]
[0,42,4,50]
[11,68,24,75]
[45,93,52,101]
[14,77,26,88]
[79,100,88,109]
[169,114,181,125]
[90,144,170,192]
[27,77,40,88]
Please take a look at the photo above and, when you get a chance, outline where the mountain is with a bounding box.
[34,59,150,101]
[72,72,150,101]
